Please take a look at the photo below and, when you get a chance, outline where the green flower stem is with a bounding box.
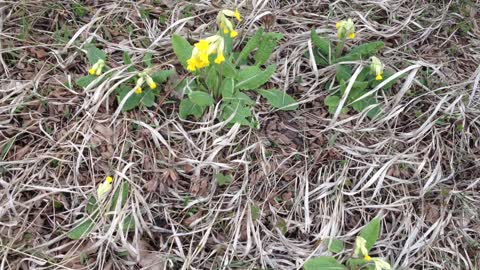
[336,39,345,58]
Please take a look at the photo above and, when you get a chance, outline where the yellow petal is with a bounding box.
[336,21,342,29]
[234,9,241,21]
[223,28,229,34]
[230,30,238,38]
[135,87,142,94]
[89,68,95,75]
[106,176,113,183]
[195,40,210,52]
[364,255,372,261]
[214,54,225,64]
[348,32,355,39]
[376,74,383,81]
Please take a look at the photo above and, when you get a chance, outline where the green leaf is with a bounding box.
[142,90,156,107]
[222,60,237,78]
[238,27,264,63]
[123,51,136,72]
[67,218,95,240]
[84,44,106,64]
[254,32,283,65]
[116,85,141,111]
[221,100,254,127]
[179,98,205,119]
[310,29,330,60]
[188,91,214,106]
[172,34,193,68]
[215,173,232,186]
[221,78,235,99]
[359,218,381,252]
[76,75,97,88]
[335,65,352,83]
[151,69,174,83]
[110,181,129,211]
[236,65,276,90]
[327,239,344,254]
[232,92,255,105]
[206,67,219,95]
[122,214,135,233]
[1,137,15,160]
[143,52,153,67]
[336,41,384,62]
[86,196,98,215]
[304,256,346,270]
[325,95,343,114]
[257,89,298,111]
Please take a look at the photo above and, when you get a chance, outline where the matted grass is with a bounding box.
[0,0,479,269]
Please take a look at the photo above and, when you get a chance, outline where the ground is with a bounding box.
[0,0,480,269]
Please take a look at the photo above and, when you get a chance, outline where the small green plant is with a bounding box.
[311,19,400,118]
[66,176,135,239]
[172,8,298,128]
[76,44,174,111]
[304,218,391,270]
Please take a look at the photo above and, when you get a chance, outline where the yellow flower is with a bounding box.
[134,77,144,94]
[336,18,355,40]
[215,54,225,64]
[354,236,369,257]
[186,35,224,71]
[217,10,239,38]
[370,56,384,81]
[97,176,113,198]
[145,75,157,89]
[222,9,241,21]
[135,87,142,94]
[88,59,105,76]
[364,255,372,261]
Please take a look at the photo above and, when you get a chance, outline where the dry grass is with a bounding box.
[1,0,479,269]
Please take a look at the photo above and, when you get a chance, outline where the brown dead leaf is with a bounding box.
[424,203,441,224]
[12,145,31,160]
[183,211,203,227]
[145,179,158,192]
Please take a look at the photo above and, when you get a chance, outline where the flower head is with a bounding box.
[186,35,225,71]
[97,176,113,198]
[217,9,240,38]
[135,77,144,94]
[336,18,355,40]
[88,59,105,76]
[370,56,384,80]
[145,75,157,89]
[354,236,369,257]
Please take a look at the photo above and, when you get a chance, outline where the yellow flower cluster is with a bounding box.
[187,35,226,72]
[217,9,241,38]
[134,71,157,95]
[336,18,355,40]
[370,56,384,81]
[354,237,391,270]
[88,59,105,76]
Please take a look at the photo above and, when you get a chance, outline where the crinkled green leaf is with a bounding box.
[67,218,95,240]
[116,84,141,111]
[84,44,106,64]
[327,238,344,254]
[257,89,298,111]
[222,60,237,78]
[142,90,156,107]
[143,52,153,67]
[254,32,283,65]
[310,29,331,60]
[304,256,346,270]
[76,75,97,88]
[238,27,264,63]
[123,51,136,72]
[206,67,219,95]
[336,65,352,83]
[179,98,205,119]
[221,100,254,127]
[215,173,232,186]
[188,91,214,106]
[359,218,381,252]
[172,34,193,68]
[221,78,235,99]
[122,214,135,233]
[236,65,275,90]
[110,181,129,211]
[336,41,384,62]
[151,69,174,83]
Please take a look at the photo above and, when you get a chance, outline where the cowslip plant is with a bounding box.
[66,176,135,240]
[76,44,174,111]
[310,19,400,118]
[304,218,391,270]
[172,8,298,128]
